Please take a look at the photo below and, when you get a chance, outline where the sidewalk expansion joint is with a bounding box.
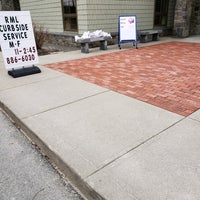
[86,117,185,179]
[0,74,64,92]
[188,117,200,123]
[22,89,110,119]
[188,108,200,123]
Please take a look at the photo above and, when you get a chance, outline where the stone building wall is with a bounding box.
[173,0,193,37]
[1,0,20,11]
[190,0,200,35]
[1,0,14,10]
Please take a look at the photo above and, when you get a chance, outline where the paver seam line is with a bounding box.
[86,116,185,179]
[0,73,64,92]
[21,89,110,120]
[0,99,106,200]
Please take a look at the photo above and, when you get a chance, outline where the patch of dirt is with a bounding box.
[38,42,80,56]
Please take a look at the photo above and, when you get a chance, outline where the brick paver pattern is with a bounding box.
[46,42,200,116]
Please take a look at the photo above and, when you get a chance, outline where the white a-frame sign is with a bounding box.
[118,15,138,49]
[0,11,41,77]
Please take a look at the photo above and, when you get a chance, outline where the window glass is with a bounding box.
[154,0,169,26]
[63,0,77,31]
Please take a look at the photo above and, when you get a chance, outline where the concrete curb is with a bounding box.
[0,100,105,200]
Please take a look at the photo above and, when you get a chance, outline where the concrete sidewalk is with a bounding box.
[0,36,200,200]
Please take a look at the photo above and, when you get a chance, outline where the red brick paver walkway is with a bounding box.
[45,42,200,116]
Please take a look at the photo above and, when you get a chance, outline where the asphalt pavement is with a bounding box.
[0,109,84,200]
